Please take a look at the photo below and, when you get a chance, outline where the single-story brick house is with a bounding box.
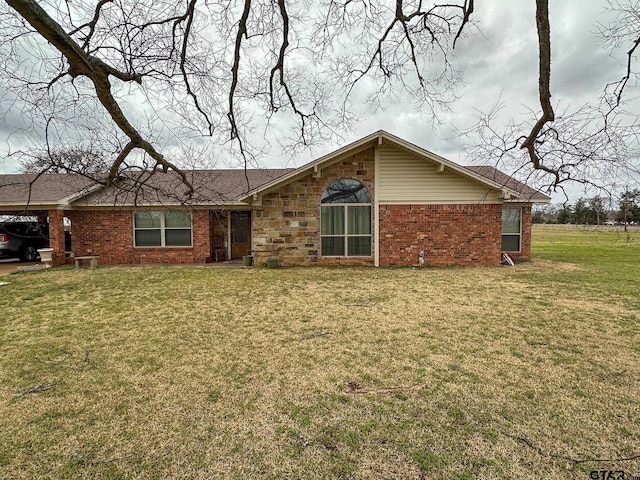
[0,131,549,267]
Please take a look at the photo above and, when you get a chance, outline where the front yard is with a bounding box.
[0,226,639,479]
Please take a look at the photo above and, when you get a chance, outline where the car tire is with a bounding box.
[20,244,39,262]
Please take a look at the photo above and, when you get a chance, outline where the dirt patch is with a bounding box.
[0,259,23,276]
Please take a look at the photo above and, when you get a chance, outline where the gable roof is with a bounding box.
[240,130,550,203]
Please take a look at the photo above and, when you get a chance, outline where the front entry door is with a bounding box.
[231,211,251,259]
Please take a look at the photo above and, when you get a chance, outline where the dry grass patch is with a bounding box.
[0,249,639,478]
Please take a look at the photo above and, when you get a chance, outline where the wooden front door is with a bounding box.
[231,211,251,259]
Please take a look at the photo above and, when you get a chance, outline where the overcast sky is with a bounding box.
[295,1,634,173]
[348,0,617,159]
[0,0,637,202]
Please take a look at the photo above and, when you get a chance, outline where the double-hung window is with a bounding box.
[134,211,192,247]
[320,179,372,256]
[501,207,521,251]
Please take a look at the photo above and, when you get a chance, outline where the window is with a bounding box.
[501,207,521,251]
[134,211,192,247]
[320,179,372,256]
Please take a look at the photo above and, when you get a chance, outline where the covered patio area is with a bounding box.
[209,209,253,262]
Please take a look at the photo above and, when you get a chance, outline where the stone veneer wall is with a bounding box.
[252,149,375,266]
[66,209,211,264]
[379,204,503,266]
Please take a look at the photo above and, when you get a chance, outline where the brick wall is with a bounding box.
[47,210,67,266]
[252,149,375,266]
[379,204,503,266]
[66,209,211,264]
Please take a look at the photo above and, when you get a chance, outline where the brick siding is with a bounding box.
[379,204,503,266]
[47,210,67,266]
[66,209,211,265]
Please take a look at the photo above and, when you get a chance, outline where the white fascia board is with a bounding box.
[0,202,61,211]
[70,201,251,209]
[504,197,551,204]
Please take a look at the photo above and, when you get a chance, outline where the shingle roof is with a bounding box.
[0,173,97,206]
[67,169,294,206]
[0,169,294,209]
[464,166,551,202]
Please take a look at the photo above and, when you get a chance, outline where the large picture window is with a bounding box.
[501,207,521,252]
[320,179,372,257]
[134,211,192,247]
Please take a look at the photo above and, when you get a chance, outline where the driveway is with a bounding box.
[0,259,37,276]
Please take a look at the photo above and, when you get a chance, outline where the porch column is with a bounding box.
[48,210,66,266]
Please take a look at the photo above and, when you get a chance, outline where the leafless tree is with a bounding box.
[461,0,640,197]
[0,0,638,196]
[19,147,108,174]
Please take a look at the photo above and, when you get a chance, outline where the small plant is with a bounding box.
[207,390,221,403]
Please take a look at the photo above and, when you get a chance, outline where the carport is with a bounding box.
[0,174,97,266]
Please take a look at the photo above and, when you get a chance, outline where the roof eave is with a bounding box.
[505,196,551,204]
[241,130,522,200]
[0,202,65,211]
[70,200,251,209]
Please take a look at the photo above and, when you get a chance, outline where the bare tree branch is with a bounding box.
[519,0,559,183]
[228,0,252,151]
[453,0,473,48]
[178,0,215,136]
[5,0,195,195]
[68,0,114,50]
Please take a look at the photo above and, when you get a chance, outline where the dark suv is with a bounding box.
[0,222,50,261]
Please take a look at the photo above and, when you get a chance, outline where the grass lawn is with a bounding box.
[1,225,639,479]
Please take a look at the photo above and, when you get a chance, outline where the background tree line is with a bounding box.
[532,190,640,225]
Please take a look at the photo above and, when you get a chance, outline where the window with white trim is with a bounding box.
[320,179,372,256]
[134,211,192,247]
[501,207,521,251]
